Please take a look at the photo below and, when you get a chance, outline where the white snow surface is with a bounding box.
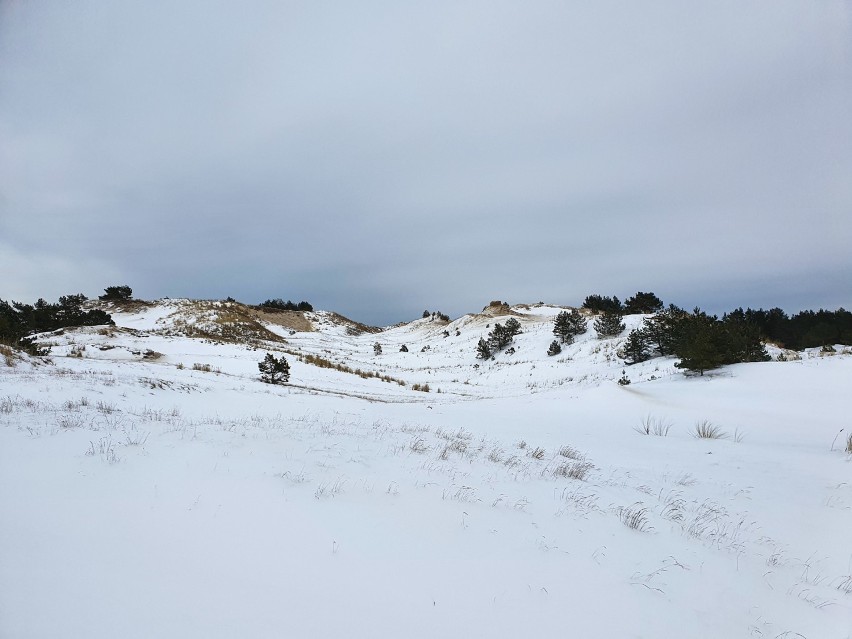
[1,301,850,638]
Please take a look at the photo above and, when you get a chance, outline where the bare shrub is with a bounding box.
[529,446,546,460]
[86,436,120,464]
[846,432,852,454]
[96,401,118,415]
[557,445,582,459]
[124,428,149,446]
[57,413,86,430]
[693,420,728,439]
[409,437,430,454]
[192,363,212,372]
[1,344,16,367]
[553,460,593,481]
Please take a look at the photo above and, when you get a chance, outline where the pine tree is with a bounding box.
[546,340,562,356]
[621,329,651,365]
[641,305,688,356]
[624,292,663,314]
[99,285,132,301]
[594,312,625,338]
[399,344,408,352]
[504,317,522,337]
[582,295,622,314]
[721,310,770,363]
[258,353,290,384]
[553,310,587,344]
[476,338,492,359]
[673,310,726,375]
[373,342,382,356]
[487,323,514,351]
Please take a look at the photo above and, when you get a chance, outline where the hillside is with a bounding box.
[1,298,851,638]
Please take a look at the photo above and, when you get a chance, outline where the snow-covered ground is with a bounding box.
[1,300,850,638]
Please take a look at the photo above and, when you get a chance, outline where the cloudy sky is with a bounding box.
[1,1,850,325]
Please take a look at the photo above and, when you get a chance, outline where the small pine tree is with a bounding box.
[373,342,382,356]
[621,328,651,364]
[594,312,625,338]
[399,344,408,352]
[504,317,522,336]
[476,338,492,359]
[547,340,562,356]
[258,353,290,384]
[617,370,631,385]
[553,310,587,344]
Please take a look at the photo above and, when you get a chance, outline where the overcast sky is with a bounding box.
[1,1,850,325]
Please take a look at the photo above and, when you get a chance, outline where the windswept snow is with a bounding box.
[1,301,850,638]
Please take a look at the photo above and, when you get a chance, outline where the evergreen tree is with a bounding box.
[258,353,290,384]
[399,344,408,352]
[553,310,587,344]
[546,340,562,356]
[476,338,492,360]
[640,305,688,356]
[624,292,664,314]
[99,285,132,301]
[722,310,770,363]
[504,317,522,337]
[373,342,382,356]
[582,295,622,314]
[621,328,651,364]
[673,309,727,375]
[594,311,625,338]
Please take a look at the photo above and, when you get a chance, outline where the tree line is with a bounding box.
[258,299,314,312]
[1,292,115,355]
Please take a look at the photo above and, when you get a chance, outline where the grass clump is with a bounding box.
[617,503,652,532]
[634,415,671,436]
[693,420,728,439]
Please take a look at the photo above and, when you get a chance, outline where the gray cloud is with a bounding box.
[2,1,850,324]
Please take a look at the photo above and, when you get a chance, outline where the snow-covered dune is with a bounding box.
[1,300,850,638]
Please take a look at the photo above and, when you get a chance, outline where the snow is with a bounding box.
[1,301,850,638]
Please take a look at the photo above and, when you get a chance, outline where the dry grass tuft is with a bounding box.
[634,415,672,436]
[617,503,652,531]
[693,420,728,439]
[0,344,17,367]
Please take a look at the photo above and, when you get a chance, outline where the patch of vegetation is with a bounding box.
[476,318,522,358]
[293,351,405,385]
[693,420,728,439]
[258,353,290,384]
[258,298,313,312]
[0,293,114,355]
[582,294,623,314]
[553,310,587,345]
[99,285,133,301]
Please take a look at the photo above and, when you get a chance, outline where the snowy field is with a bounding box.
[1,300,850,638]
